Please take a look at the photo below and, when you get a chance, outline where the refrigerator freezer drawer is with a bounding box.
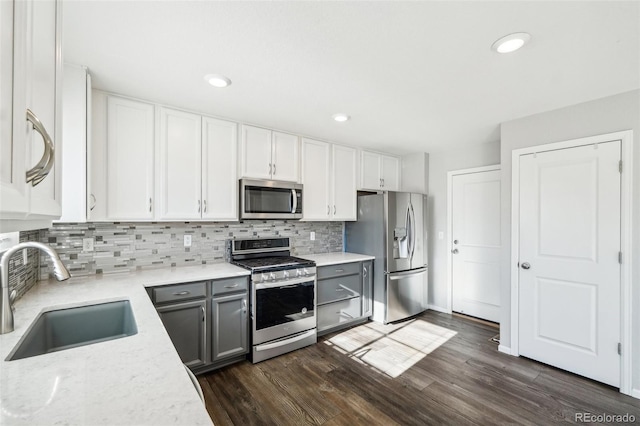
[386,268,427,323]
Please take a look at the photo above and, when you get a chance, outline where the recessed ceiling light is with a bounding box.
[332,113,350,122]
[491,32,531,53]
[204,74,232,88]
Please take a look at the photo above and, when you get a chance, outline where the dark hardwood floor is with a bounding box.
[197,311,640,425]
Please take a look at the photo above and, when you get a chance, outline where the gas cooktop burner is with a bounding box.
[232,256,315,272]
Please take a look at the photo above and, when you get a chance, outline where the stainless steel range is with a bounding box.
[228,237,317,363]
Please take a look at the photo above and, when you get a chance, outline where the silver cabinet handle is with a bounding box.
[327,205,330,215]
[25,109,55,186]
[224,283,239,288]
[379,178,382,188]
[451,248,459,254]
[363,265,367,278]
[173,290,191,296]
[333,205,336,215]
[203,200,207,213]
[242,299,247,314]
[521,262,531,270]
[382,178,385,187]
[201,305,205,321]
[335,268,344,273]
[198,199,201,213]
[269,163,272,175]
[90,194,96,211]
[273,163,276,175]
[149,198,152,212]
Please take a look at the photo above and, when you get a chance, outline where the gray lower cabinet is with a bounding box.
[211,292,248,360]
[317,260,373,336]
[156,299,207,369]
[149,276,249,373]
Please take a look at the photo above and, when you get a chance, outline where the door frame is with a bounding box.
[446,164,501,314]
[510,130,633,396]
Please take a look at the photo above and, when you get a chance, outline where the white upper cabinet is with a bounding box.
[331,145,357,220]
[105,96,155,220]
[1,0,62,231]
[57,64,91,223]
[240,125,299,182]
[202,117,238,220]
[271,131,299,182]
[359,150,401,191]
[302,139,357,221]
[158,107,202,220]
[301,139,330,220]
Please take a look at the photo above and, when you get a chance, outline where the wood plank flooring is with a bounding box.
[198,311,640,425]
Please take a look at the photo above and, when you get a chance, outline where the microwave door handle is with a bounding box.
[291,189,297,214]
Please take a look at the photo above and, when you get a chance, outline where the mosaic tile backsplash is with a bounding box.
[40,221,344,279]
[9,230,41,300]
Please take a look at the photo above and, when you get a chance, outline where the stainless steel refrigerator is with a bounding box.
[345,192,428,324]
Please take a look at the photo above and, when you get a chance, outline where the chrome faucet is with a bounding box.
[1,242,70,334]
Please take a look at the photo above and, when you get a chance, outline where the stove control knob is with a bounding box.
[303,268,309,276]
[269,272,276,281]
[296,269,303,277]
[260,273,268,283]
[283,270,289,279]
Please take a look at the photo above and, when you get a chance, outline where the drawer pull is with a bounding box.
[335,268,344,273]
[224,284,239,288]
[172,291,191,296]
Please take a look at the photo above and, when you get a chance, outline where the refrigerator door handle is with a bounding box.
[388,267,428,279]
[405,202,412,259]
[409,202,416,260]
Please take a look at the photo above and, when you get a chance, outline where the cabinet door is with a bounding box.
[301,138,330,220]
[158,107,202,220]
[331,145,357,221]
[239,125,272,180]
[381,155,400,191]
[157,299,207,369]
[202,117,238,220]
[211,293,248,361]
[360,151,381,190]
[0,0,28,218]
[362,260,373,317]
[27,0,61,217]
[106,96,154,220]
[271,131,299,182]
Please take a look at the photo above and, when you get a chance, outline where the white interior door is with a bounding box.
[451,169,501,322]
[518,141,621,387]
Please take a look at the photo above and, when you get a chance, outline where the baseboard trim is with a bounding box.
[498,345,513,355]
[427,304,450,314]
[631,388,640,399]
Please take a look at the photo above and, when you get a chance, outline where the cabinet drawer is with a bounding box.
[318,297,362,331]
[317,274,361,305]
[317,262,361,280]
[153,281,207,304]
[212,277,248,296]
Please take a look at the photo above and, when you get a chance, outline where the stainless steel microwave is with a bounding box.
[240,179,303,220]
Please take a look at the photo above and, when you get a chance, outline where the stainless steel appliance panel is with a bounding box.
[386,267,428,323]
[240,179,303,220]
[385,192,412,274]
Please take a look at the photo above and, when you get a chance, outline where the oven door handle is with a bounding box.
[255,277,314,289]
[255,329,316,352]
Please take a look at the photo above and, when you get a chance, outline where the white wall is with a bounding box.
[427,141,500,310]
[499,89,640,393]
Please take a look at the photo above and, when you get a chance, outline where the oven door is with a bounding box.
[252,277,316,345]
[240,179,303,220]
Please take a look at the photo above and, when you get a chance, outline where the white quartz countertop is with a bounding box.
[0,262,249,426]
[301,252,374,266]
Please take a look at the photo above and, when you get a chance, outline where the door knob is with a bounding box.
[521,262,531,270]
[451,248,459,254]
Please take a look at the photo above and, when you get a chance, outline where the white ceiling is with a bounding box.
[63,1,639,155]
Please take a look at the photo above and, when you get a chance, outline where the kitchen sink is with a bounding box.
[7,300,137,361]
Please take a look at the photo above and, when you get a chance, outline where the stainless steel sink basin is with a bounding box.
[7,300,137,361]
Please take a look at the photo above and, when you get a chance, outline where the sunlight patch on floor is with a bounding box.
[324,319,457,378]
